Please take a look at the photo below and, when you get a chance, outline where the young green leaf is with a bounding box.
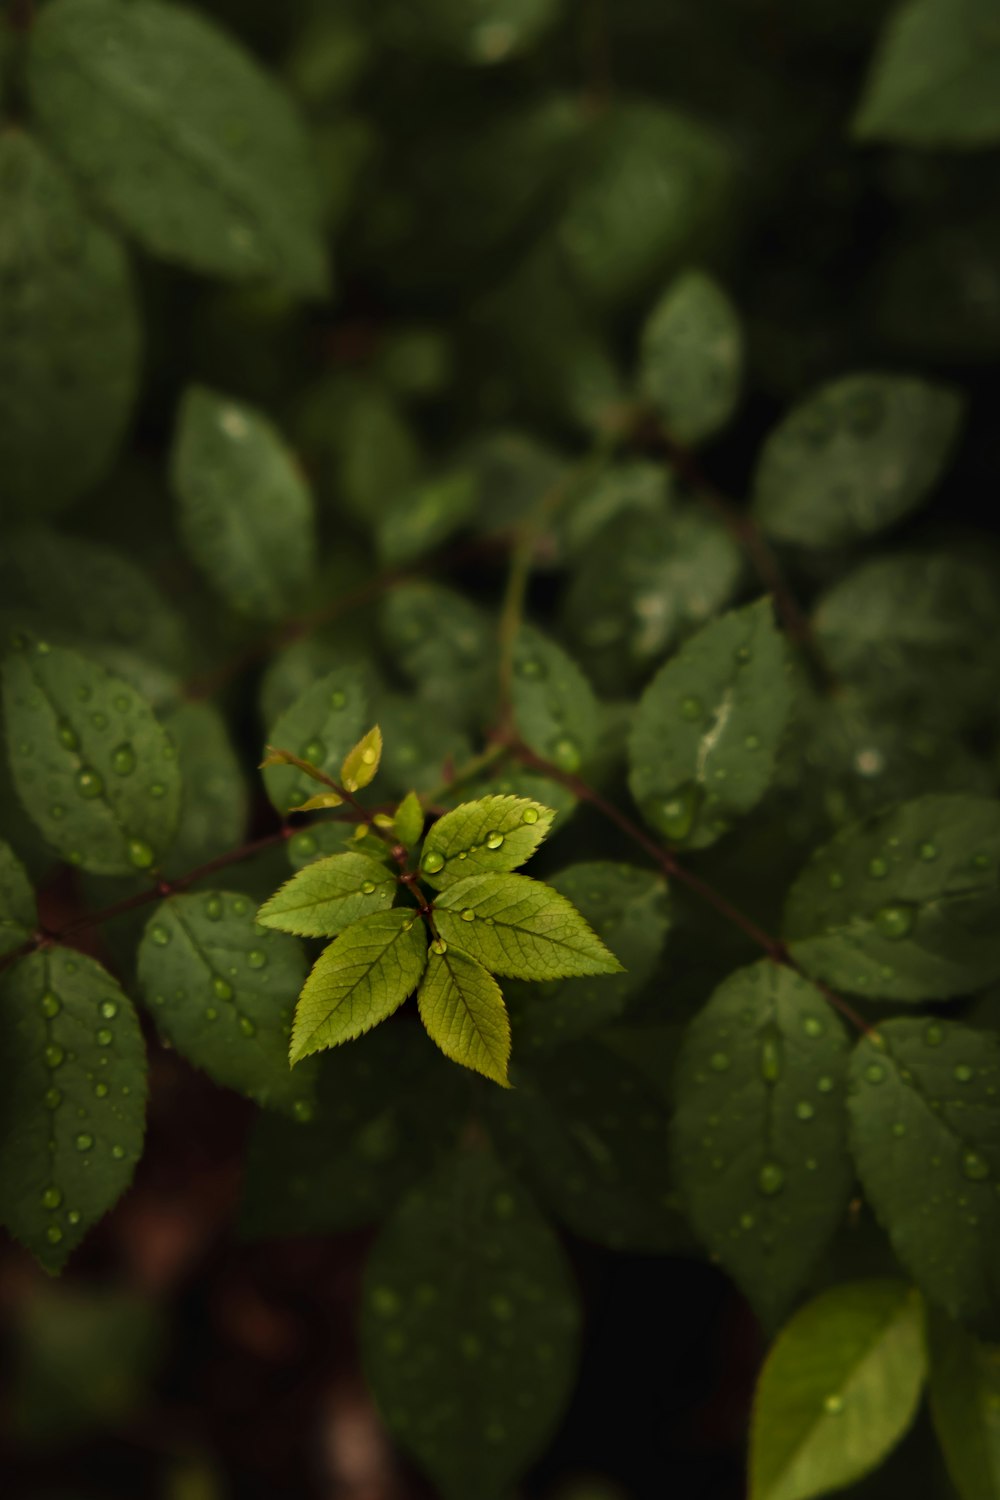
[639,268,744,446]
[257,853,397,938]
[172,387,316,622]
[379,581,497,732]
[375,471,477,566]
[417,944,511,1086]
[0,947,147,1272]
[29,0,328,293]
[433,874,622,981]
[160,701,248,877]
[290,910,428,1063]
[752,374,962,548]
[847,1018,1000,1327]
[928,1311,1000,1500]
[672,964,853,1325]
[419,794,555,888]
[340,725,382,793]
[392,790,425,848]
[137,891,314,1117]
[0,842,35,958]
[0,132,140,519]
[750,1281,926,1500]
[784,795,1000,1001]
[812,551,1000,733]
[564,504,743,692]
[511,624,599,775]
[485,1038,690,1253]
[853,0,1000,147]
[361,1146,580,1500]
[261,667,369,814]
[3,639,181,876]
[239,1025,467,1240]
[505,862,670,1051]
[628,597,792,850]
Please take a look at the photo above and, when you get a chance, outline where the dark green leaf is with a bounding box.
[672,963,853,1324]
[172,387,316,622]
[0,841,35,958]
[361,1145,580,1500]
[928,1311,1000,1500]
[376,471,477,566]
[639,269,743,445]
[752,374,962,548]
[239,1024,467,1239]
[506,862,670,1052]
[847,1018,1000,1327]
[160,701,248,876]
[486,1038,689,1252]
[3,640,181,876]
[372,692,472,799]
[434,874,622,981]
[418,944,510,1085]
[0,132,140,519]
[379,582,497,732]
[784,795,1000,1001]
[512,623,599,774]
[854,0,1000,147]
[750,1281,926,1500]
[257,852,397,937]
[290,909,428,1062]
[379,0,563,65]
[30,0,328,293]
[261,666,369,814]
[137,891,314,1116]
[420,794,555,889]
[0,947,146,1271]
[628,597,792,850]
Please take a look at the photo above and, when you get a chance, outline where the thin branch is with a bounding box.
[508,739,873,1034]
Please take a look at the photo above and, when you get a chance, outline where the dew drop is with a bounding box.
[680,696,703,722]
[486,831,504,850]
[67,1210,80,1225]
[361,880,377,895]
[292,1099,314,1123]
[656,783,700,843]
[330,689,347,710]
[75,1133,93,1152]
[963,1151,991,1182]
[232,897,249,916]
[758,1162,785,1196]
[50,804,65,820]
[205,896,223,920]
[919,842,938,862]
[709,1051,730,1073]
[875,903,914,940]
[213,977,233,1001]
[42,1187,62,1209]
[868,857,889,879]
[744,734,761,751]
[97,1028,113,1047]
[891,1121,906,1138]
[827,871,845,891]
[94,1082,109,1098]
[100,1000,118,1020]
[40,992,61,1019]
[803,1017,824,1038]
[431,938,448,955]
[46,1226,64,1245]
[865,1063,886,1085]
[111,743,136,776]
[291,834,317,860]
[795,1101,815,1122]
[516,657,545,680]
[422,851,445,875]
[522,807,539,825]
[550,737,581,772]
[149,782,166,798]
[128,839,155,870]
[247,949,267,970]
[461,908,476,922]
[57,721,79,752]
[111,1145,126,1160]
[954,1064,974,1083]
[44,1087,61,1108]
[90,711,108,730]
[302,739,325,763]
[735,645,752,666]
[824,1394,844,1416]
[239,1016,256,1038]
[150,924,170,947]
[924,1022,944,1048]
[739,1211,755,1230]
[44,1045,64,1069]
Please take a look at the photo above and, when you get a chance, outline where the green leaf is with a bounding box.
[639,269,744,445]
[285,820,395,872]
[554,102,732,312]
[0,947,147,1272]
[293,374,422,525]
[562,505,743,692]
[239,1024,467,1239]
[372,692,472,801]
[29,0,328,294]
[434,874,622,981]
[137,891,314,1116]
[417,944,511,1085]
[0,841,35,958]
[784,795,1000,1001]
[749,1281,927,1500]
[847,1018,1000,1326]
[420,794,555,888]
[261,667,369,814]
[752,374,963,548]
[290,909,428,1063]
[813,551,1000,732]
[511,623,599,774]
[375,471,477,566]
[485,1038,690,1252]
[160,701,247,877]
[379,0,563,65]
[0,527,187,674]
[172,387,316,622]
[361,1145,580,1500]
[0,132,140,519]
[506,862,670,1052]
[3,639,182,876]
[379,582,497,732]
[340,725,382,793]
[928,1311,1000,1500]
[553,459,671,559]
[672,964,853,1324]
[853,0,1000,147]
[628,597,792,850]
[393,791,425,849]
[257,852,397,938]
